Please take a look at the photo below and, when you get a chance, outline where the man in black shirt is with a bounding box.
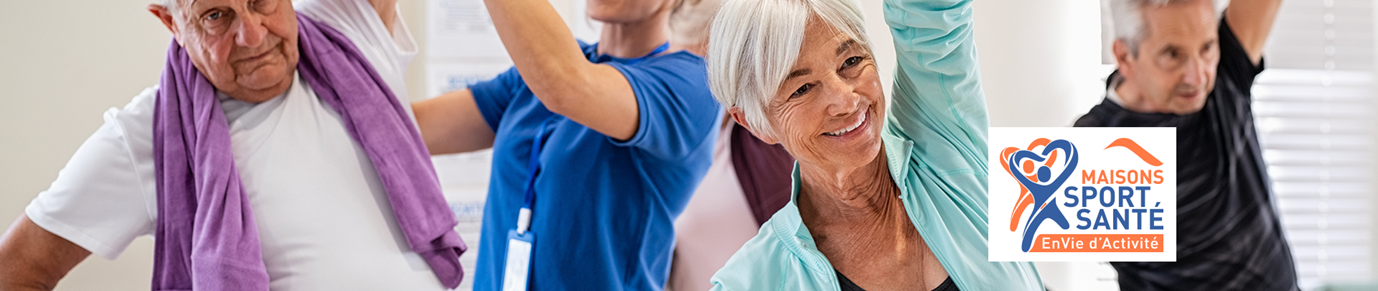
[1074,0,1294,290]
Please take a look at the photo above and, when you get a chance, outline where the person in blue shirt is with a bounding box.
[411,0,720,289]
[704,0,1042,290]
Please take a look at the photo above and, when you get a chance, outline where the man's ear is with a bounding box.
[728,107,779,144]
[148,4,181,43]
[1112,40,1135,78]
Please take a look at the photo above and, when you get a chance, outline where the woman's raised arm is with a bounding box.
[883,0,987,168]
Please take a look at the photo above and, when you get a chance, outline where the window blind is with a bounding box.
[1254,0,1374,289]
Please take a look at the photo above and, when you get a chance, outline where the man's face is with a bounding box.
[156,0,299,103]
[1118,0,1219,114]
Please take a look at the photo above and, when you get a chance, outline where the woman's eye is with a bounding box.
[843,56,863,68]
[207,11,223,21]
[791,83,813,98]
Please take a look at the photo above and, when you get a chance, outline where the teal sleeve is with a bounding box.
[882,0,988,173]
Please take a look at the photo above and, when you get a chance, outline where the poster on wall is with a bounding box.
[425,62,512,99]
[426,0,509,59]
[427,0,600,59]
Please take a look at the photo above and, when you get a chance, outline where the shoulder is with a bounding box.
[1073,99,1123,127]
[610,51,717,109]
[294,0,409,55]
[1073,110,1105,127]
[108,86,160,141]
[296,0,417,100]
[106,85,160,183]
[1216,16,1264,81]
[709,229,794,291]
[294,0,374,23]
[620,52,708,83]
[24,86,162,258]
[292,0,412,53]
[295,0,368,30]
[642,51,705,67]
[711,210,829,291]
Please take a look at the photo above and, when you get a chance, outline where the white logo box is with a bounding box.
[988,127,1177,262]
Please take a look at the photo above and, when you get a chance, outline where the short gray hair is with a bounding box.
[706,0,870,138]
[1109,0,1219,55]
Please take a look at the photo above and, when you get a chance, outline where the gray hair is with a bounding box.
[706,0,870,138]
[1109,0,1220,55]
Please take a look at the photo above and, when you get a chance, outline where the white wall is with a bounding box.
[0,0,168,289]
[973,0,1108,127]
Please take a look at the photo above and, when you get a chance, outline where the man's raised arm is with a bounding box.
[1225,0,1283,65]
[0,215,91,291]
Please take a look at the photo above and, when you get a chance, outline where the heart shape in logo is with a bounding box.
[1002,139,1078,252]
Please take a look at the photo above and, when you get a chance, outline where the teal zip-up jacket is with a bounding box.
[709,0,1044,289]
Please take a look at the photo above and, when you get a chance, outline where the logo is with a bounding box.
[988,128,1177,262]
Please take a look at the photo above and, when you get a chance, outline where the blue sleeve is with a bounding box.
[607,54,722,161]
[883,0,988,172]
[468,66,524,132]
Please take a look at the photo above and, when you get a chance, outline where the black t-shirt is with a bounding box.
[1074,17,1299,291]
[835,270,957,291]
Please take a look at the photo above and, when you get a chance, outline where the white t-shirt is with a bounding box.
[24,1,448,290]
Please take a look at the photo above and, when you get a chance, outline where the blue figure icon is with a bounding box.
[1008,139,1078,252]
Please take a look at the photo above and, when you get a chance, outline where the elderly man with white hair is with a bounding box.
[0,0,466,290]
[1074,0,1293,290]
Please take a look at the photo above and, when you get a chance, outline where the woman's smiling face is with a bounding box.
[750,19,885,173]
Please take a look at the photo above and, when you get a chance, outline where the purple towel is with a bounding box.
[151,13,466,290]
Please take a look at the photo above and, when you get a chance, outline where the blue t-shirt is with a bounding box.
[468,42,721,290]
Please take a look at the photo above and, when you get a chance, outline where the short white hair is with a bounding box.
[706,0,871,138]
[1109,0,1220,55]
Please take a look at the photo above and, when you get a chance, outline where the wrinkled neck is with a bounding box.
[797,148,902,228]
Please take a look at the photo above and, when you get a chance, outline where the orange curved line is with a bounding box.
[1000,147,1021,177]
[1010,191,1033,231]
[1105,138,1163,166]
[1026,138,1051,151]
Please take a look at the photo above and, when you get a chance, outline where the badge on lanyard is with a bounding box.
[502,118,552,291]
[502,228,535,291]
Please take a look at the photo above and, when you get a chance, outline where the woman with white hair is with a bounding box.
[705,0,1043,289]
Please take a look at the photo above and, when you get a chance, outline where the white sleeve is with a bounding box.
[25,87,159,260]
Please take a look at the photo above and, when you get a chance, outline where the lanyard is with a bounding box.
[622,42,670,65]
[516,118,554,234]
[513,41,671,235]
